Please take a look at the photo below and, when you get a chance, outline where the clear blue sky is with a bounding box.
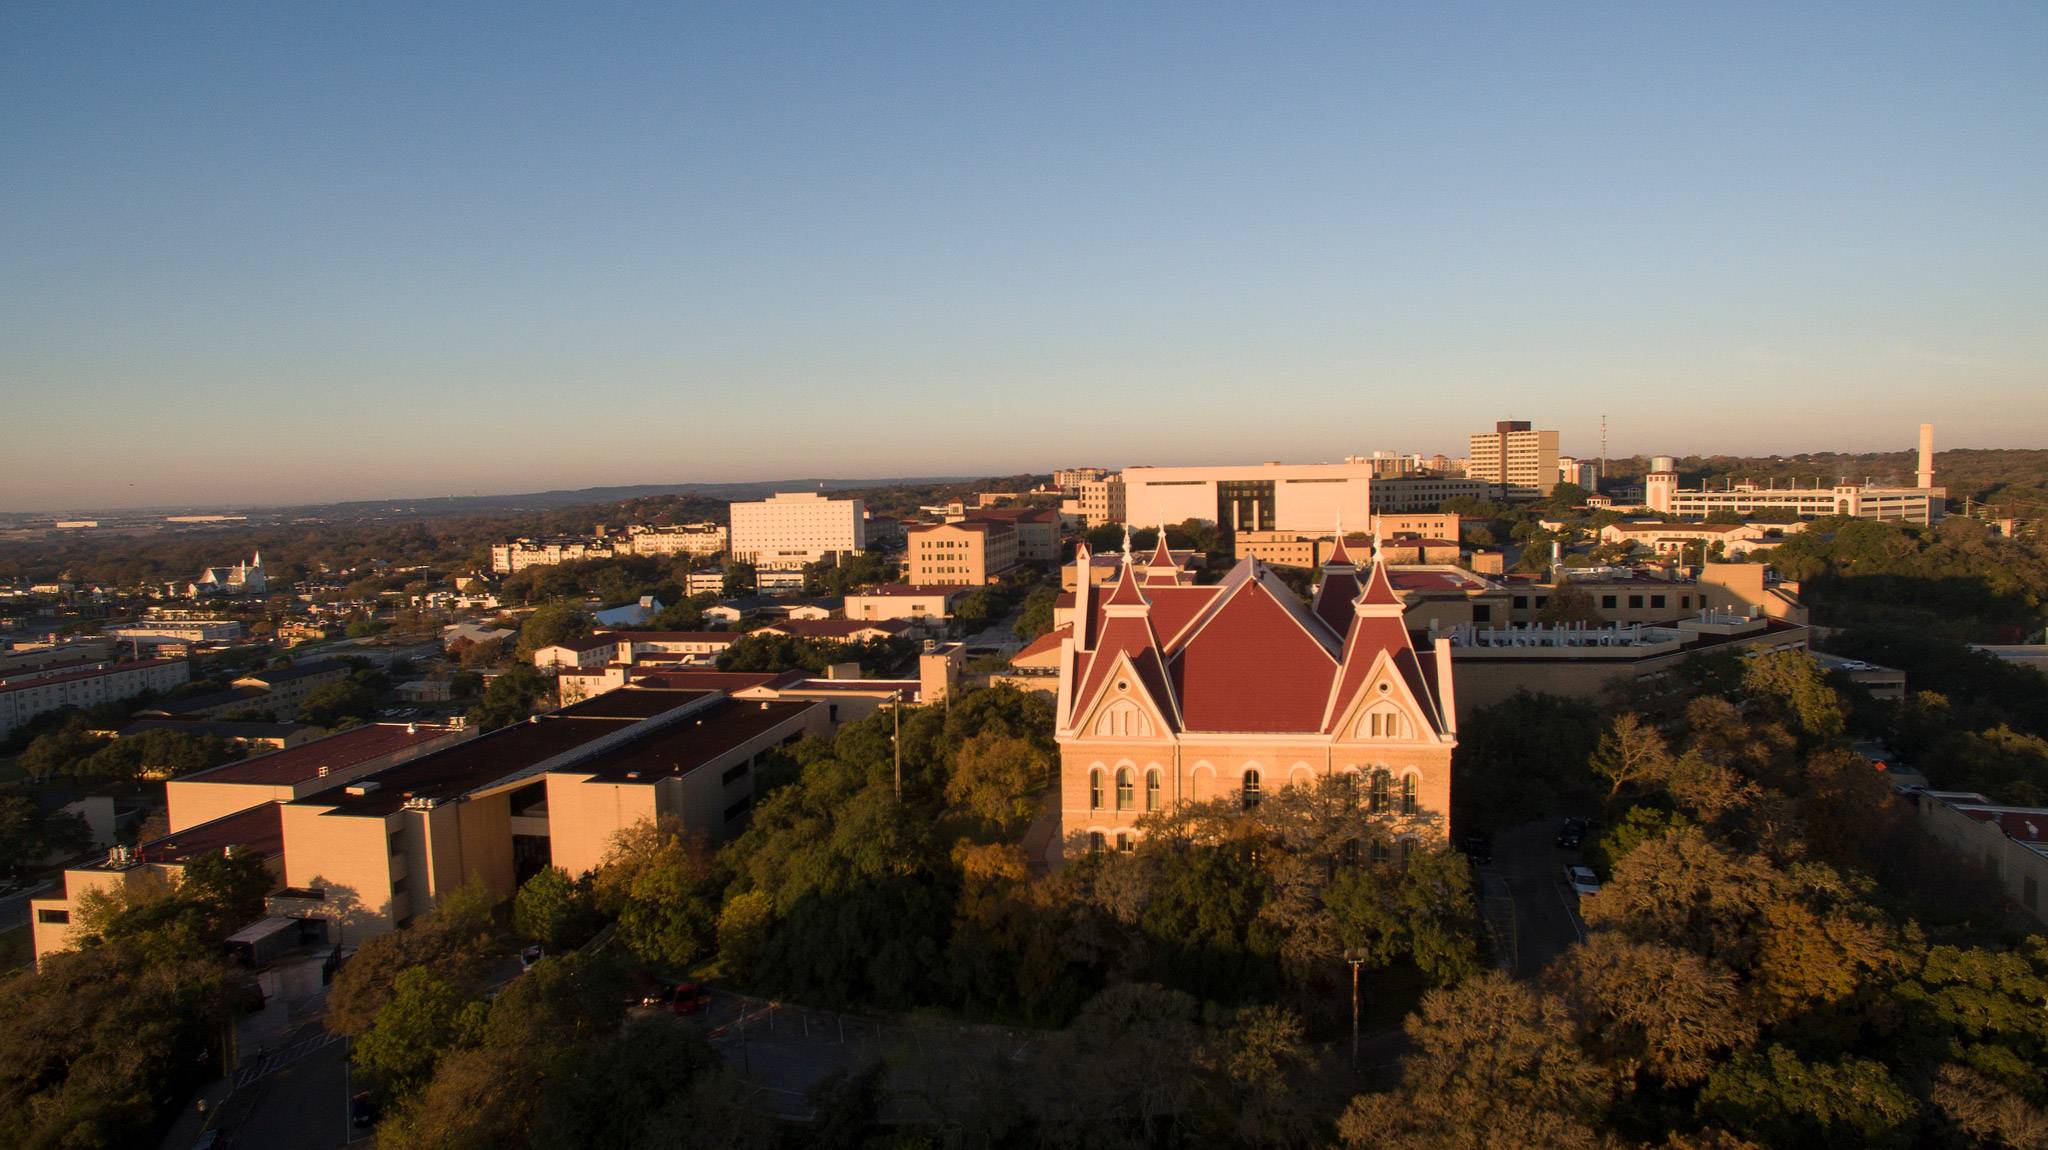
[4,3,2044,510]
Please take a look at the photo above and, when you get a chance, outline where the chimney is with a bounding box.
[1917,423,1935,490]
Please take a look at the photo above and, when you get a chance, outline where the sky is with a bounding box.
[3,3,2045,511]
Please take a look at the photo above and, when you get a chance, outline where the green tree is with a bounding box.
[512,866,597,951]
[943,731,1052,840]
[1697,1045,1917,1150]
[467,665,550,731]
[1013,585,1058,642]
[0,792,90,876]
[178,846,275,934]
[329,879,498,1036]
[515,601,592,659]
[1323,846,1483,986]
[1548,934,1755,1087]
[300,679,381,728]
[353,967,488,1099]
[1740,649,1846,742]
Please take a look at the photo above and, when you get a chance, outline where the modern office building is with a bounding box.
[729,492,867,566]
[1121,462,1380,535]
[1366,476,1491,513]
[1466,420,1560,500]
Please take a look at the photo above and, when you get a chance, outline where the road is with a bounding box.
[0,878,54,933]
[1486,819,1589,978]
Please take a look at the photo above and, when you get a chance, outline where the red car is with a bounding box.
[670,982,708,1014]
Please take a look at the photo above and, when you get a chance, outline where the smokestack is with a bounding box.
[1917,423,1935,489]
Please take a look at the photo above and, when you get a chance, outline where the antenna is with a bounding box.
[1599,413,1607,485]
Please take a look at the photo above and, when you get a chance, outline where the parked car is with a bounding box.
[670,981,708,1015]
[1563,864,1601,900]
[1555,817,1590,850]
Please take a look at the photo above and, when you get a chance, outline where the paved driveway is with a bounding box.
[1487,820,1589,978]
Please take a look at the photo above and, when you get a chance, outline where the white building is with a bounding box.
[186,553,268,597]
[729,492,866,566]
[0,659,191,739]
[627,523,728,558]
[1643,426,1946,526]
[1121,462,1378,534]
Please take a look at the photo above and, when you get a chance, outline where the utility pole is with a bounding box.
[892,693,902,800]
[1346,950,1366,1072]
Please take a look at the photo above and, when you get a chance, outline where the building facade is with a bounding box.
[1122,462,1380,535]
[729,492,867,566]
[905,521,1019,585]
[1052,537,1457,861]
[627,523,728,558]
[1366,476,1491,512]
[1465,421,1560,500]
[0,658,190,739]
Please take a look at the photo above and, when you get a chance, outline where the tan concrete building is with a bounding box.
[1599,519,1809,559]
[951,506,1061,563]
[626,523,728,558]
[1643,427,1946,525]
[1061,477,1126,528]
[729,492,867,565]
[1466,420,1560,500]
[844,585,968,626]
[491,538,625,575]
[1367,476,1492,513]
[906,521,1019,585]
[1052,538,1457,861]
[1916,791,2048,927]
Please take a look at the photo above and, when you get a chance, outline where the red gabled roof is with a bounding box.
[1323,615,1443,734]
[1168,576,1338,732]
[1312,570,1360,639]
[1326,532,1355,566]
[1103,559,1148,608]
[1072,613,1176,728]
[1148,532,1176,568]
[1358,558,1402,607]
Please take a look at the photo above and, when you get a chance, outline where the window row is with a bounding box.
[1088,765,1419,815]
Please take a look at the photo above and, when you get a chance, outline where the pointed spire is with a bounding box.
[1326,517,1355,568]
[1104,552,1149,609]
[1148,524,1175,569]
[1357,549,1402,611]
[1120,524,1133,566]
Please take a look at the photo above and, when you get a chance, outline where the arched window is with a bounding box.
[1088,831,1106,853]
[1115,832,1134,853]
[1401,773,1418,816]
[1370,838,1391,864]
[1241,769,1263,810]
[1145,769,1161,812]
[1369,770,1390,814]
[1089,768,1104,811]
[1115,768,1135,811]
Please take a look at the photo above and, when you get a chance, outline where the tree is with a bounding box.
[1697,1045,1917,1149]
[1323,846,1483,986]
[512,866,597,951]
[1589,713,1674,798]
[1740,649,1846,742]
[1538,583,1602,626]
[1548,934,1756,1087]
[1337,971,1616,1150]
[329,879,498,1036]
[944,732,1052,839]
[467,665,549,732]
[353,967,488,1100]
[1013,585,1058,642]
[0,792,90,876]
[178,846,275,934]
[515,601,592,659]
[300,679,381,728]
[593,819,721,969]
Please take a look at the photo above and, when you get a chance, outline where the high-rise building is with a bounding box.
[729,492,867,567]
[1466,420,1560,500]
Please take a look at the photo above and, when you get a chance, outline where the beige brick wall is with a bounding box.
[282,804,400,940]
[545,774,660,877]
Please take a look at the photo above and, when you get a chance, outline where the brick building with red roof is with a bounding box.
[1052,537,1457,860]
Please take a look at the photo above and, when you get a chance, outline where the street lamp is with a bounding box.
[1344,947,1368,1072]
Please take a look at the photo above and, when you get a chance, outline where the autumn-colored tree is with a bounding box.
[1338,971,1618,1150]
[1548,934,1756,1087]
[1588,712,1674,798]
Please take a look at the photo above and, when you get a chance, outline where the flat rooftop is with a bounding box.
[566,698,818,783]
[81,803,284,872]
[627,670,803,692]
[186,722,460,785]
[554,687,718,719]
[1388,568,1494,594]
[302,694,710,815]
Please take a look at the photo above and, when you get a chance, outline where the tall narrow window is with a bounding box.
[1370,838,1391,864]
[1369,770,1390,813]
[1145,769,1161,812]
[1241,769,1262,810]
[1115,832,1134,853]
[1089,831,1105,853]
[1401,774,1418,816]
[1089,768,1103,811]
[1115,768,1134,811]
